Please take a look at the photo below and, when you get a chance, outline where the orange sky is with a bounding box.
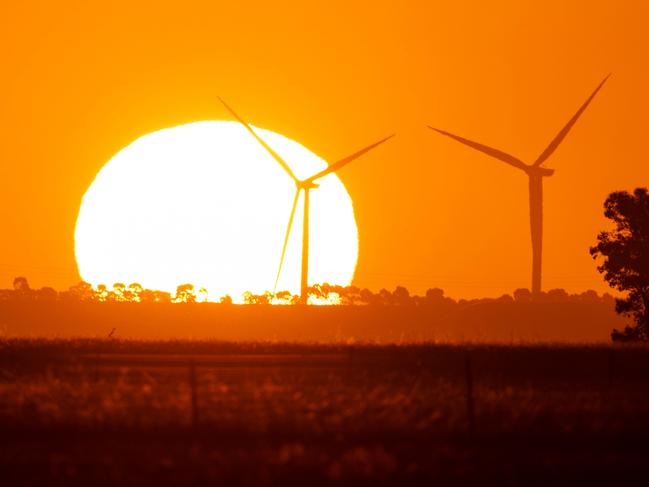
[1,0,647,298]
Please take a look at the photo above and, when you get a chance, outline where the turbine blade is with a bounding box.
[533,74,610,167]
[303,134,395,184]
[273,189,300,295]
[218,97,299,183]
[428,126,528,171]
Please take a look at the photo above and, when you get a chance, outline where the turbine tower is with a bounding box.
[220,98,394,303]
[429,75,609,295]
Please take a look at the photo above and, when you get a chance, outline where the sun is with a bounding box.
[74,122,359,302]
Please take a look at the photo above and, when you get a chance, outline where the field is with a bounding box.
[0,299,626,342]
[2,339,649,485]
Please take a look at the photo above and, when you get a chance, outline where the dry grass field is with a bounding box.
[0,298,626,342]
[1,339,649,485]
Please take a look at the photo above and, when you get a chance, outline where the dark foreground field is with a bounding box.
[2,340,649,486]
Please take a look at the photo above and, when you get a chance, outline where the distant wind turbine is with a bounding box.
[219,98,394,303]
[428,75,609,295]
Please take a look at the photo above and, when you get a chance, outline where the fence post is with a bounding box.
[189,359,199,428]
[465,353,476,435]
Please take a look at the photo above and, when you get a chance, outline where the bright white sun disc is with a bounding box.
[74,121,359,302]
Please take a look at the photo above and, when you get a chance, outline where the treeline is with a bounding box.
[1,276,615,307]
[2,278,197,304]
[247,284,614,307]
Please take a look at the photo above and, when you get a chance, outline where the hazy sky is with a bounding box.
[1,0,647,298]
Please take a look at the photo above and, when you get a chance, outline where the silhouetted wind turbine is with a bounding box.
[219,98,394,303]
[429,75,609,295]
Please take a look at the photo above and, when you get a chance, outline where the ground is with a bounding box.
[1,340,649,485]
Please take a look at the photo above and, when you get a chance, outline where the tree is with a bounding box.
[243,291,271,305]
[109,283,127,302]
[378,288,393,305]
[13,276,30,293]
[174,284,196,303]
[513,288,532,303]
[36,287,58,302]
[590,188,649,341]
[140,289,171,303]
[273,290,296,305]
[422,288,457,309]
[360,288,380,306]
[425,288,444,302]
[340,285,362,305]
[392,286,411,305]
[125,283,143,302]
[66,281,95,301]
[545,288,569,302]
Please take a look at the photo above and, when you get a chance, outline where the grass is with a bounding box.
[0,299,626,342]
[2,339,649,485]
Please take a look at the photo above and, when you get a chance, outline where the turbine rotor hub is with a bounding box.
[298,180,320,190]
[537,167,555,177]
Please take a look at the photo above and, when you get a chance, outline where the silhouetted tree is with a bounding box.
[36,287,58,302]
[340,285,362,305]
[108,283,127,302]
[243,291,271,305]
[425,288,444,302]
[545,288,570,302]
[66,281,95,301]
[304,283,344,304]
[13,277,30,293]
[513,288,532,303]
[273,290,297,304]
[174,284,196,303]
[420,288,457,309]
[378,288,393,305]
[579,290,600,303]
[140,289,171,303]
[124,283,143,302]
[590,188,649,341]
[95,284,108,301]
[308,284,326,301]
[360,288,379,306]
[393,286,410,305]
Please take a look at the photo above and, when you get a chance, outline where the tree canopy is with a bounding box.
[591,188,649,341]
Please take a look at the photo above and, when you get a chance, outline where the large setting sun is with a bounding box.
[74,121,359,301]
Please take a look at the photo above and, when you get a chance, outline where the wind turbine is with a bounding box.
[428,75,609,295]
[219,98,394,303]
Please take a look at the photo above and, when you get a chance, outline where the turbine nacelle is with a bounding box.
[298,180,320,190]
[525,165,555,177]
